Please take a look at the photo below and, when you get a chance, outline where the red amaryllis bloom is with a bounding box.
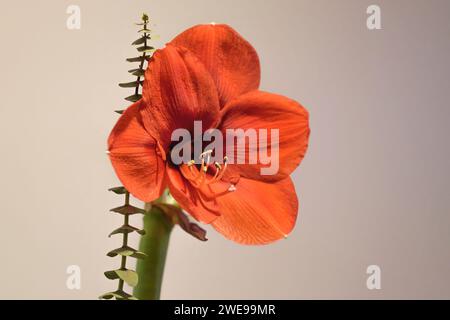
[108,24,310,245]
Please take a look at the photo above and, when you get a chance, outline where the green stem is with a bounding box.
[133,202,173,300]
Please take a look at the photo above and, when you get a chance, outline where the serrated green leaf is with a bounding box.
[128,68,142,74]
[127,56,150,62]
[99,290,132,300]
[138,28,151,33]
[132,38,145,46]
[106,245,148,259]
[137,45,155,53]
[132,36,150,45]
[119,81,140,88]
[99,292,115,300]
[116,269,138,287]
[103,269,138,287]
[108,224,145,237]
[129,69,145,77]
[107,246,136,257]
[126,56,145,63]
[104,270,119,280]
[108,186,127,194]
[115,110,124,115]
[125,94,142,103]
[110,205,145,215]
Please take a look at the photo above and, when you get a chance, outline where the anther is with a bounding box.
[200,150,213,165]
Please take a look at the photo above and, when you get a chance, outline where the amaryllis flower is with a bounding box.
[108,24,310,245]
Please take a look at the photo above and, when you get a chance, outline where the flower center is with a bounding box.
[180,150,229,189]
[168,139,237,196]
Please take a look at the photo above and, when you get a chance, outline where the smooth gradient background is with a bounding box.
[0,0,449,299]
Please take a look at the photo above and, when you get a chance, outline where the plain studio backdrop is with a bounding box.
[0,0,449,299]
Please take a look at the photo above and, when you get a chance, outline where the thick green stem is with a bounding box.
[133,203,173,300]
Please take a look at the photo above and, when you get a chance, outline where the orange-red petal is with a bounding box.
[171,24,260,107]
[141,44,220,151]
[211,177,299,245]
[219,90,310,182]
[108,101,166,202]
[166,165,220,224]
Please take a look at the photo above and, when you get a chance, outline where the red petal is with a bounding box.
[108,101,166,202]
[166,165,220,224]
[219,90,310,182]
[212,177,299,245]
[171,24,260,107]
[141,44,220,151]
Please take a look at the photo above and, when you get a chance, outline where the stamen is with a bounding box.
[187,160,195,166]
[200,150,213,166]
[210,162,221,180]
[181,165,204,189]
[202,156,228,185]
[180,152,231,191]
[214,156,228,181]
[193,160,206,186]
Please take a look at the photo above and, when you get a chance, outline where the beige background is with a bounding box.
[0,0,449,299]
